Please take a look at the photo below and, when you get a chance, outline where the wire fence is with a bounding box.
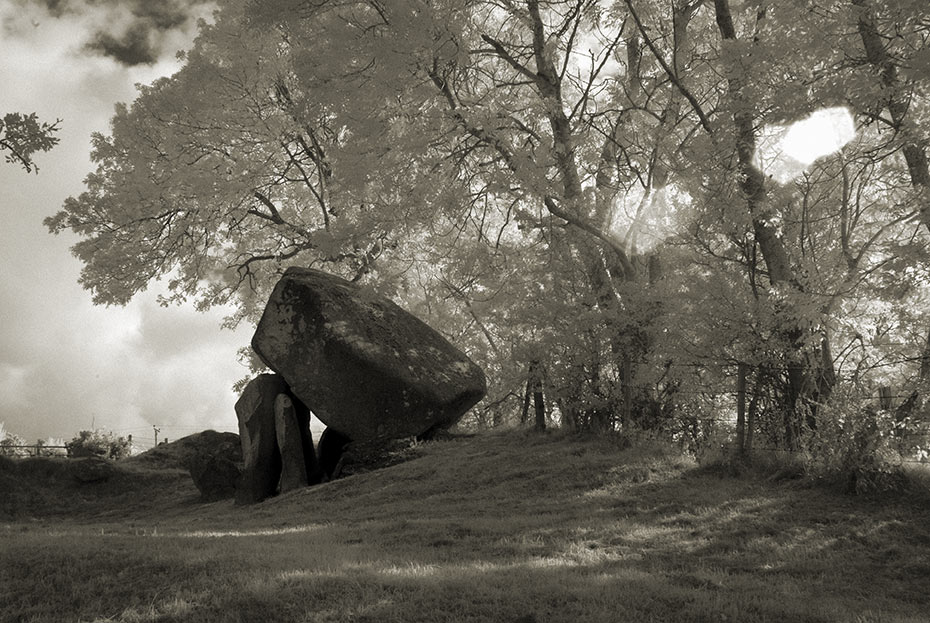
[0,425,238,458]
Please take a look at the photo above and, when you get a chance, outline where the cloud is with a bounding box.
[12,0,214,66]
[0,274,254,445]
[86,21,158,65]
[0,0,242,449]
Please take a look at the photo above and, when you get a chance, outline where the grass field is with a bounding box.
[2,429,929,622]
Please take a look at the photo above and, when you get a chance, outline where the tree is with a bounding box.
[1,112,60,173]
[0,422,30,457]
[66,430,131,460]
[48,0,930,458]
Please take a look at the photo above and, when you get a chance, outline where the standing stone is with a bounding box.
[317,427,352,481]
[234,373,285,505]
[274,393,319,493]
[251,267,487,441]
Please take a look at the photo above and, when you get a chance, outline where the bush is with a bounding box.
[36,439,67,458]
[66,430,131,460]
[0,432,30,457]
[807,395,907,494]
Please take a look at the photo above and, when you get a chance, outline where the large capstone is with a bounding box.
[252,267,487,441]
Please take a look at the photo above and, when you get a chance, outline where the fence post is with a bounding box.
[622,357,633,427]
[878,385,894,411]
[736,363,747,455]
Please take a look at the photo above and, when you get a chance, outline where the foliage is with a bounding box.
[806,391,909,494]
[0,425,68,458]
[46,0,930,467]
[0,430,29,458]
[66,430,131,460]
[0,112,60,173]
[35,438,68,458]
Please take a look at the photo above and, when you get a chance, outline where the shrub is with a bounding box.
[806,394,907,494]
[36,438,67,458]
[66,430,131,460]
[0,431,30,457]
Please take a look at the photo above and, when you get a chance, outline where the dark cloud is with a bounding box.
[88,0,213,66]
[19,0,213,66]
[85,21,157,65]
[36,0,75,18]
[132,0,191,31]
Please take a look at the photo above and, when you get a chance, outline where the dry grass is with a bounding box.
[2,429,929,622]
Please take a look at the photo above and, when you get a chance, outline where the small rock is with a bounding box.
[69,457,114,483]
[189,454,240,501]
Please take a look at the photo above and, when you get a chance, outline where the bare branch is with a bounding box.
[623,0,714,134]
[250,191,286,224]
[480,34,540,83]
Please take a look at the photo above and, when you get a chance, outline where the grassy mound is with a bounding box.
[2,429,929,622]
[122,430,240,471]
[0,431,241,521]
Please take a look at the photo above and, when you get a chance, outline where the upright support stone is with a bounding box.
[275,393,317,493]
[235,373,285,505]
[318,427,352,481]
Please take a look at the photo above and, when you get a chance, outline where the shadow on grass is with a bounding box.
[3,431,930,622]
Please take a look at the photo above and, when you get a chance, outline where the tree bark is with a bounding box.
[534,387,546,431]
[528,360,546,431]
[852,0,930,214]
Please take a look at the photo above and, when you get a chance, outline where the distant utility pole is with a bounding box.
[153,425,161,446]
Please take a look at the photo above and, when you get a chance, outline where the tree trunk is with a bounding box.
[713,0,827,449]
[534,387,546,431]
[854,0,930,422]
[521,378,531,427]
[527,360,545,431]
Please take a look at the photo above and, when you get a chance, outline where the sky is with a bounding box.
[0,0,255,450]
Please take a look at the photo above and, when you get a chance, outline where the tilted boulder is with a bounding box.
[234,373,285,504]
[251,267,487,442]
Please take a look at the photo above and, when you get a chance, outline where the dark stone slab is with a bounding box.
[251,267,487,441]
[234,373,285,504]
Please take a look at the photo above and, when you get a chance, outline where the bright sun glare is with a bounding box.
[754,107,856,183]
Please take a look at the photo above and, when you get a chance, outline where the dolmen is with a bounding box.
[234,267,487,504]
